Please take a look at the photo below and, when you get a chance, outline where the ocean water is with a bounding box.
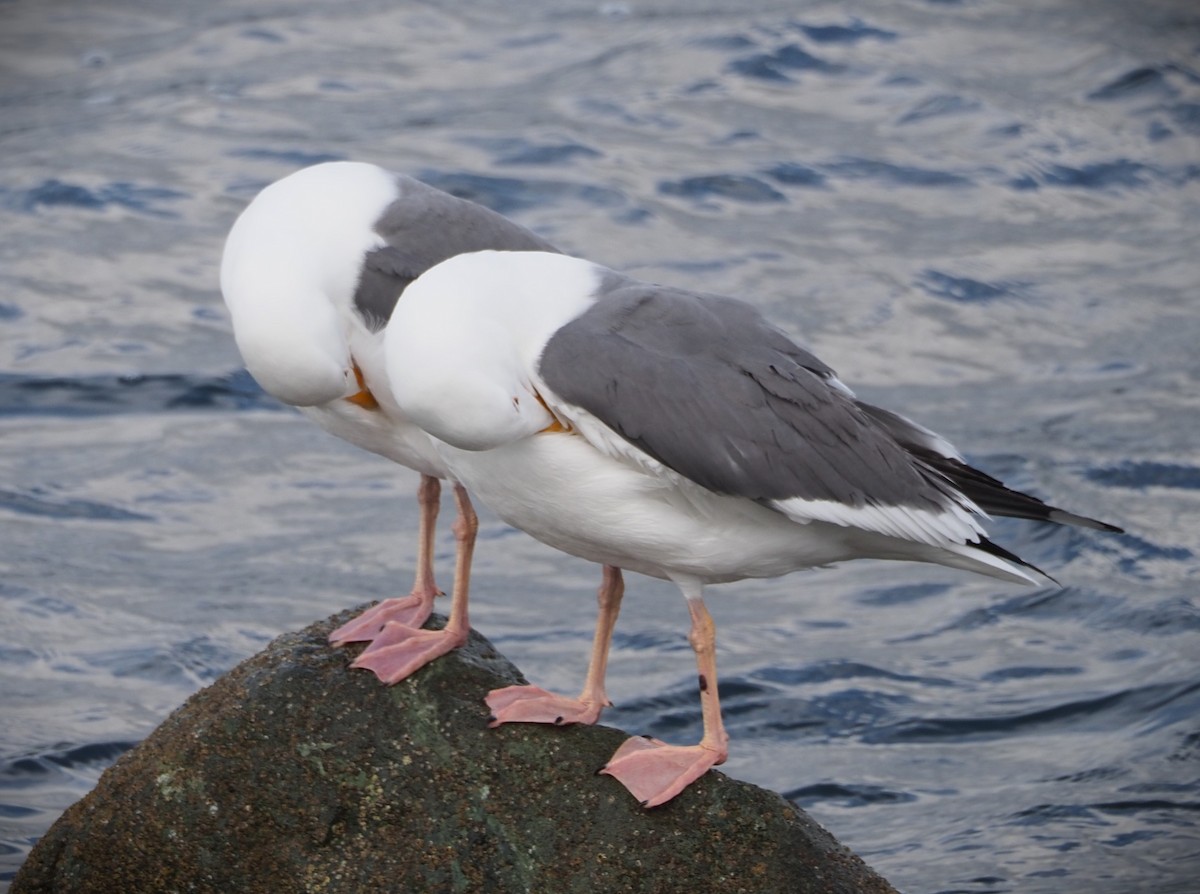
[2,1,1198,891]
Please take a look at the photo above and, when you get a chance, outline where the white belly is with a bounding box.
[436,432,891,584]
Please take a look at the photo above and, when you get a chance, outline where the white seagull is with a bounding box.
[221,162,624,689]
[382,249,1122,808]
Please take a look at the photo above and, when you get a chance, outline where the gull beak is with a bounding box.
[345,361,380,410]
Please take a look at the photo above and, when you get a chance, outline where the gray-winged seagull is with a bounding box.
[382,249,1123,807]
[221,162,625,691]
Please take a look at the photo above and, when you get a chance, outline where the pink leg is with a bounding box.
[600,585,729,808]
[350,484,476,684]
[486,565,625,726]
[329,474,444,645]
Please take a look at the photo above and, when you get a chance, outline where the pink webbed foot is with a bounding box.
[485,685,610,727]
[600,735,726,808]
[349,619,467,685]
[328,592,438,646]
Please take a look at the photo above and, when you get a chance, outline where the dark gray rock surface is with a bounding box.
[14,607,898,894]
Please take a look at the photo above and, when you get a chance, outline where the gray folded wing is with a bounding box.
[538,276,962,516]
[353,175,559,331]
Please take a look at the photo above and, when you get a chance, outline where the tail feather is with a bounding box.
[922,452,1123,534]
[857,400,1123,534]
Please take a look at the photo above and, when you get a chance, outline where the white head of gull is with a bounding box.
[382,248,1123,808]
[220,162,625,687]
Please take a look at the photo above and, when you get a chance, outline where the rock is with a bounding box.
[14,608,898,894]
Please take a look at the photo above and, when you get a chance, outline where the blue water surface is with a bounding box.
[2,1,1198,892]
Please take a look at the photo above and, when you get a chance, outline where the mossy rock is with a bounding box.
[14,608,897,894]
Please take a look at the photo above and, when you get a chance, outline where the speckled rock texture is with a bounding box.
[14,607,897,894]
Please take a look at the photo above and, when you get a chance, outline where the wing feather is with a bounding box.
[538,279,973,544]
[538,273,1120,547]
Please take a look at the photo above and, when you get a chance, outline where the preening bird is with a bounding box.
[221,161,624,686]
[381,249,1122,807]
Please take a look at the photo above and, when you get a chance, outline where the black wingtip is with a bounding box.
[977,536,1056,585]
[1047,508,1124,535]
[911,449,1125,536]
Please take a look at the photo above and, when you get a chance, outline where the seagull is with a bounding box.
[221,161,626,689]
[382,248,1123,808]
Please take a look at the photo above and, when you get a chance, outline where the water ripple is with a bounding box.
[0,179,187,218]
[787,781,916,808]
[1009,160,1176,191]
[1094,797,1200,816]
[463,137,603,167]
[1167,102,1200,134]
[1,742,137,781]
[981,665,1084,683]
[761,162,827,188]
[823,157,973,187]
[865,680,1200,745]
[793,18,898,45]
[417,171,627,216]
[690,34,757,52]
[855,582,954,607]
[0,488,152,522]
[1088,66,1179,102]
[658,174,786,204]
[753,659,953,689]
[729,44,845,82]
[917,270,1026,304]
[227,148,347,167]
[896,94,981,125]
[1009,802,1108,828]
[1085,462,1200,491]
[0,370,276,418]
